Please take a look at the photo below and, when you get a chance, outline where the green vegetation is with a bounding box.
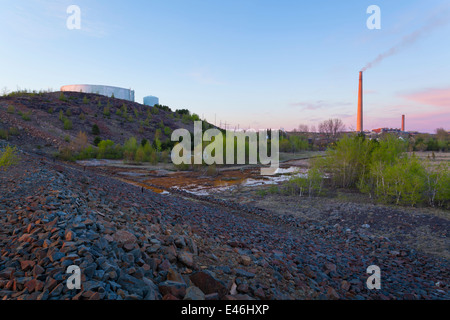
[59,92,68,102]
[7,105,15,114]
[93,136,101,146]
[413,128,449,152]
[103,106,111,117]
[0,145,20,169]
[63,135,168,165]
[21,111,32,121]
[92,124,100,135]
[9,127,19,136]
[83,96,89,104]
[0,127,20,140]
[63,118,73,130]
[164,126,172,137]
[317,134,449,208]
[279,135,310,153]
[281,166,324,198]
[0,129,8,140]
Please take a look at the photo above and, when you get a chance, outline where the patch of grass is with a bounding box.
[7,105,15,114]
[0,129,8,140]
[9,127,19,136]
[21,111,32,121]
[0,145,20,169]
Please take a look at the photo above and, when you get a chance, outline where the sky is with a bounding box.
[0,0,449,133]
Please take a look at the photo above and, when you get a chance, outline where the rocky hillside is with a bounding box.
[0,91,200,156]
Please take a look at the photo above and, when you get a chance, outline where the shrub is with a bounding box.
[71,131,88,152]
[21,111,32,121]
[421,162,449,208]
[161,150,170,163]
[7,105,15,114]
[151,107,159,115]
[103,106,110,117]
[58,147,74,161]
[83,96,89,104]
[63,118,73,130]
[134,147,145,163]
[164,126,172,136]
[123,137,138,162]
[8,127,19,136]
[369,155,425,206]
[97,140,122,159]
[182,114,191,124]
[77,145,97,160]
[0,145,20,169]
[93,136,102,146]
[66,109,72,117]
[59,92,67,101]
[92,124,100,135]
[318,134,380,188]
[0,129,8,140]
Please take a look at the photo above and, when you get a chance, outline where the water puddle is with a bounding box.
[79,158,307,196]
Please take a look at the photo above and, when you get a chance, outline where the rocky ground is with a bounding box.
[0,143,449,300]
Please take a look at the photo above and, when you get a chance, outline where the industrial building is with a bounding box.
[143,95,159,107]
[60,84,135,102]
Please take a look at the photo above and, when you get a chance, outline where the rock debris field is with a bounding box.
[0,147,449,300]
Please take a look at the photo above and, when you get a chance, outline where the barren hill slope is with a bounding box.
[0,91,201,156]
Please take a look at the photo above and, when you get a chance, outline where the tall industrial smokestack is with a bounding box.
[357,71,363,132]
[402,115,405,132]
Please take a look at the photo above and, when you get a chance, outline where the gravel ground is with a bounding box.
[0,144,449,300]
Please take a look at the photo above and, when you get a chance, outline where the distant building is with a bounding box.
[61,84,135,102]
[143,96,159,107]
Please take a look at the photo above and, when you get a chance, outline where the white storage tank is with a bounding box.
[61,84,135,102]
[143,95,159,107]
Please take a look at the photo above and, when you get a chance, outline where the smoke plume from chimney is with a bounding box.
[361,8,450,72]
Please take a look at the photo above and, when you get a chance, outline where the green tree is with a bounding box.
[123,137,138,162]
[63,118,73,130]
[92,124,100,135]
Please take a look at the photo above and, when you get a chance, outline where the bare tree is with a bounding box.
[297,124,309,133]
[436,128,448,141]
[318,118,346,139]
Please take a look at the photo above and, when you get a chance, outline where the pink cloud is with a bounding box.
[400,87,450,107]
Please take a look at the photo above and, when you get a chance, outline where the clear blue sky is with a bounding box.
[1,0,449,133]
